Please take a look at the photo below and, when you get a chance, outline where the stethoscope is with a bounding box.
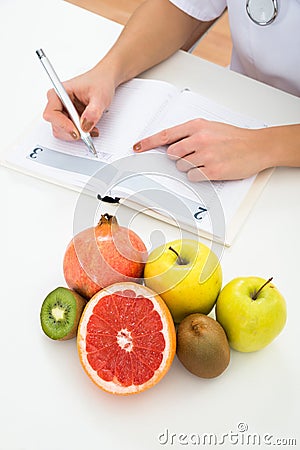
[246,0,278,26]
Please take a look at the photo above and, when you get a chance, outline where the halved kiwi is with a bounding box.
[40,287,87,340]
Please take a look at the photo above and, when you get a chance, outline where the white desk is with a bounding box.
[1,1,300,449]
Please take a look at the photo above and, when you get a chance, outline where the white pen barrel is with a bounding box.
[36,48,97,157]
[36,49,82,132]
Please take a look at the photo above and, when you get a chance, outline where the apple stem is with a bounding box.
[168,246,186,265]
[252,277,273,300]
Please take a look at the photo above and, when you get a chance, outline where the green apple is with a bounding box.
[144,239,222,323]
[216,277,287,352]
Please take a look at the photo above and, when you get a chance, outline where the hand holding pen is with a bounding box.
[36,49,98,157]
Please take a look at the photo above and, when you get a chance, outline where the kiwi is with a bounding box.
[177,313,230,378]
[40,287,87,340]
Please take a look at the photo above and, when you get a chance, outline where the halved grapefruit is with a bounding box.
[77,282,176,395]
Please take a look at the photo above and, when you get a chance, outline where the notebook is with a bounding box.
[1,78,273,246]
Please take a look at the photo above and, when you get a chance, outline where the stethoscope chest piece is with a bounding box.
[246,0,278,25]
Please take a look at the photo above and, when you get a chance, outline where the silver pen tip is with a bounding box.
[83,134,98,158]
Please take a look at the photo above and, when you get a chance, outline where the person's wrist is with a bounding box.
[93,55,126,89]
[249,128,280,171]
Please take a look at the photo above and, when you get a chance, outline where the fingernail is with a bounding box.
[90,130,99,137]
[81,117,93,132]
[133,142,142,152]
[70,131,78,140]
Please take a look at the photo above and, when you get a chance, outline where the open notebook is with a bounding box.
[1,78,273,246]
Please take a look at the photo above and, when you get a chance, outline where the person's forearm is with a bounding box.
[95,0,201,87]
[256,124,300,169]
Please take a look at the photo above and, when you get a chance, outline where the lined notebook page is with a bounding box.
[140,89,268,225]
[36,78,178,161]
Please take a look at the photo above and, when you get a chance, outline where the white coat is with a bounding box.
[170,0,300,96]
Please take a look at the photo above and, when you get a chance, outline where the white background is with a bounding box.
[1,1,299,449]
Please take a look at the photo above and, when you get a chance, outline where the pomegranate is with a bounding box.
[63,214,147,299]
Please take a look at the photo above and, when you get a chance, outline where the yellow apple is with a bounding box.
[216,277,287,352]
[144,239,222,323]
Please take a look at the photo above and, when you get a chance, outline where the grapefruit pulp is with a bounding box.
[77,282,176,395]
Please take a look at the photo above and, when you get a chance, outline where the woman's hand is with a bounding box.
[133,119,281,181]
[41,0,202,143]
[42,65,116,141]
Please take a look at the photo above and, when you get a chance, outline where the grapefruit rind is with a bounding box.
[77,282,176,395]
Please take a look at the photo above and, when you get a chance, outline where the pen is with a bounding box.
[36,48,98,158]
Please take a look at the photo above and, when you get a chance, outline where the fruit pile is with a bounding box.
[40,213,287,395]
